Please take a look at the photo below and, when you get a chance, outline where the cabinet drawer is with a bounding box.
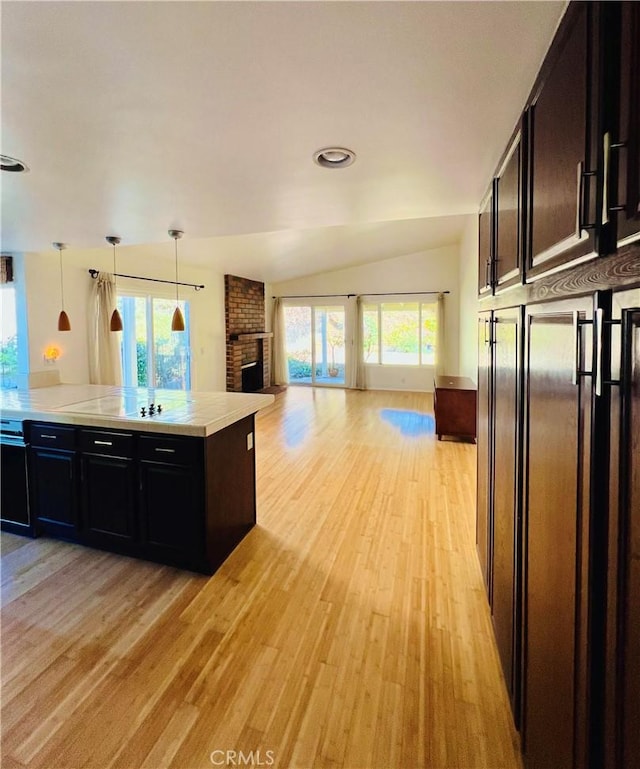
[79,430,134,458]
[30,423,76,450]
[138,434,201,465]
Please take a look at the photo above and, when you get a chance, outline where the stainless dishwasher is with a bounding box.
[0,418,33,536]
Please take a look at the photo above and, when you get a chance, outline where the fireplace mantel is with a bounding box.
[229,332,274,341]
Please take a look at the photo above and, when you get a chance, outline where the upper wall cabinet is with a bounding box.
[478,186,494,296]
[604,2,640,249]
[526,1,599,279]
[495,124,525,291]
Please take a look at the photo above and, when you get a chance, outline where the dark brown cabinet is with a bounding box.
[490,307,523,722]
[30,423,79,541]
[605,2,640,248]
[476,312,493,590]
[495,129,524,290]
[433,376,476,441]
[23,419,258,574]
[605,288,640,769]
[526,2,599,278]
[476,307,523,723]
[79,429,136,551]
[138,433,204,570]
[522,297,595,769]
[478,188,494,296]
[476,4,640,768]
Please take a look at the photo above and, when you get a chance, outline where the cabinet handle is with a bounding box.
[606,138,628,216]
[572,310,594,386]
[595,308,604,397]
[485,260,491,288]
[572,310,580,385]
[154,447,176,454]
[602,133,610,226]
[576,162,583,237]
[576,161,597,236]
[94,440,113,446]
[40,434,57,440]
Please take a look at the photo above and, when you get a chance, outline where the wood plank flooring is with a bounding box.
[1,387,522,769]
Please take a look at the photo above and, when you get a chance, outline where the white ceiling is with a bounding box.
[1,0,566,283]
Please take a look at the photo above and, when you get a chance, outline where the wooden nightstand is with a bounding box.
[434,375,477,442]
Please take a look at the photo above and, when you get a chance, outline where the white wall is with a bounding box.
[272,244,461,392]
[458,216,479,381]
[21,245,227,392]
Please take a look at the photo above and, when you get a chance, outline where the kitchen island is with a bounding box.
[0,384,274,573]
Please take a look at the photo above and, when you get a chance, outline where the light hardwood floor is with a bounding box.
[1,387,522,769]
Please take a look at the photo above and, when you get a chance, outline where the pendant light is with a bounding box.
[106,236,123,332]
[169,229,185,332]
[53,242,71,331]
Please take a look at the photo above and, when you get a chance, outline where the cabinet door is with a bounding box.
[495,130,524,290]
[81,454,136,549]
[527,2,598,277]
[611,2,640,247]
[139,462,204,568]
[30,448,79,540]
[605,288,640,769]
[478,187,494,296]
[476,312,493,594]
[491,307,523,723]
[522,297,593,769]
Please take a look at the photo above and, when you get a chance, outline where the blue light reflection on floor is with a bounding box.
[283,407,309,448]
[379,409,435,437]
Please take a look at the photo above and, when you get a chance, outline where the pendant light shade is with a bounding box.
[58,310,71,332]
[106,236,123,332]
[169,229,185,332]
[171,305,185,332]
[109,307,123,332]
[53,242,71,331]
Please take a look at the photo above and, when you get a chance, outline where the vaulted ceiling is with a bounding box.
[1,1,566,282]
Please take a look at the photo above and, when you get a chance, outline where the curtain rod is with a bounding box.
[273,290,449,299]
[88,269,204,291]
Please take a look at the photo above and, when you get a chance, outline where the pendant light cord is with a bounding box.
[113,243,117,290]
[174,237,179,305]
[59,247,65,310]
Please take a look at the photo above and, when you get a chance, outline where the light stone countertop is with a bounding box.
[0,384,275,437]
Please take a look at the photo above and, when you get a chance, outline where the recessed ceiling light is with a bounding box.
[313,147,356,169]
[1,154,29,173]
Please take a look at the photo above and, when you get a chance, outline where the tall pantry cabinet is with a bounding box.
[605,288,640,769]
[522,297,594,769]
[475,3,640,769]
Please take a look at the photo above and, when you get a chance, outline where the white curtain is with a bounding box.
[89,272,122,385]
[435,292,446,377]
[271,297,289,385]
[350,295,366,389]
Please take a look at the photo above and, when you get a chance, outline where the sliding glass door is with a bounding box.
[284,304,346,385]
[117,294,191,389]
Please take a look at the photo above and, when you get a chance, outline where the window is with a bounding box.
[117,294,191,389]
[0,283,19,388]
[363,301,436,366]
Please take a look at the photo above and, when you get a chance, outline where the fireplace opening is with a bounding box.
[241,361,264,393]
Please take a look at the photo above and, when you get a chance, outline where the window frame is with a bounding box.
[0,255,29,389]
[362,296,437,367]
[117,288,192,390]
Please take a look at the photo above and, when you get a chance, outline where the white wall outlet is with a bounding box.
[247,432,254,451]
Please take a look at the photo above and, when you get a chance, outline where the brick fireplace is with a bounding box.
[225,275,272,393]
